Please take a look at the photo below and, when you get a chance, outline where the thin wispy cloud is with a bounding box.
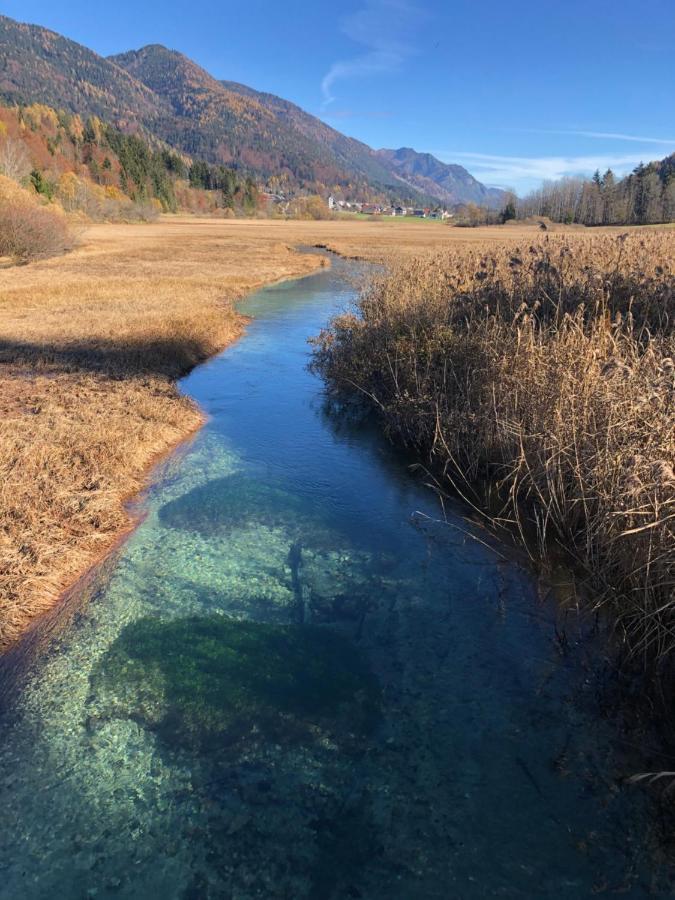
[323,109,394,120]
[321,1,423,108]
[433,151,653,192]
[525,129,675,146]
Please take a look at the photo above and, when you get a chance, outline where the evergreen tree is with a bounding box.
[30,169,54,199]
[601,169,616,224]
[499,197,516,223]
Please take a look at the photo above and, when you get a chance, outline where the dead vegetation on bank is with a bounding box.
[313,231,675,661]
[0,219,323,648]
[0,199,73,263]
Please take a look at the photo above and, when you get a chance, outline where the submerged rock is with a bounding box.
[88,615,380,753]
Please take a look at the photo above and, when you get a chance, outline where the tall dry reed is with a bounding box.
[313,232,675,661]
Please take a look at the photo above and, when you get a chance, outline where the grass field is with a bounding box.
[0,215,661,648]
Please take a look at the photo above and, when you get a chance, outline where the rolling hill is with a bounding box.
[0,15,159,127]
[0,13,506,206]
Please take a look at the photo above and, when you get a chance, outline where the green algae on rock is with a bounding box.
[88,615,381,752]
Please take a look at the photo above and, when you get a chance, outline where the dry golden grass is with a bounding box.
[169,215,600,264]
[313,230,675,662]
[268,215,608,260]
[0,218,326,648]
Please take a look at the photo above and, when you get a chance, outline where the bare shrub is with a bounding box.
[55,173,161,223]
[286,195,335,220]
[126,201,161,223]
[0,136,31,182]
[0,200,72,263]
[313,232,675,660]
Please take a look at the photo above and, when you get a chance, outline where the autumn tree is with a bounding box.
[601,169,616,224]
[663,178,675,222]
[517,156,675,226]
[0,136,31,182]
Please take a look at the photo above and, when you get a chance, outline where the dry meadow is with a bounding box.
[0,217,327,648]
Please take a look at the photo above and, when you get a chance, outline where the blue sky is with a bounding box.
[3,0,674,193]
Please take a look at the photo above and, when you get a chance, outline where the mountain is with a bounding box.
[217,78,407,194]
[111,45,412,198]
[375,147,507,208]
[0,14,505,206]
[0,15,159,127]
[0,100,258,216]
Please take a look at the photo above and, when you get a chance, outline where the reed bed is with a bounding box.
[313,231,675,662]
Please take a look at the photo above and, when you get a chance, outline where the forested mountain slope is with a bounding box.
[0,14,503,204]
[375,147,506,207]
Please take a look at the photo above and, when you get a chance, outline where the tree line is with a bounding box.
[454,154,675,228]
[516,155,675,226]
[102,129,257,212]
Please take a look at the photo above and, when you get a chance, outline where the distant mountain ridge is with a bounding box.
[0,13,506,206]
[111,44,413,197]
[375,147,507,207]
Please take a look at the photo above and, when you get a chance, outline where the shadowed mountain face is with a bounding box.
[375,147,507,207]
[0,13,504,204]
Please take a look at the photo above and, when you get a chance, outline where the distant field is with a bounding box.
[0,216,661,648]
[335,212,445,223]
[178,215,629,260]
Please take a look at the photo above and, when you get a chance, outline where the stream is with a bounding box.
[0,255,670,898]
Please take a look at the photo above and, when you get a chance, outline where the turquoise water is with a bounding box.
[0,257,669,898]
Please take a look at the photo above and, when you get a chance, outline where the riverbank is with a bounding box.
[0,219,328,648]
[1,250,668,897]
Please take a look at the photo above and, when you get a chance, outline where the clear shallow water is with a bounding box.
[0,257,669,898]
